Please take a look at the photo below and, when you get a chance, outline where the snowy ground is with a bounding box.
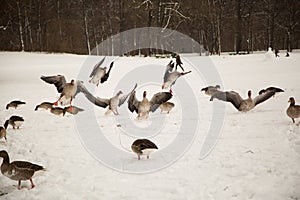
[0,51,299,199]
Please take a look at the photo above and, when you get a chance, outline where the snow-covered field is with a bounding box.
[0,51,299,199]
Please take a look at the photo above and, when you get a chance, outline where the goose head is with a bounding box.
[288,97,295,106]
[70,80,75,85]
[247,90,252,98]
[215,85,221,89]
[143,91,147,98]
[0,150,9,163]
[116,91,123,96]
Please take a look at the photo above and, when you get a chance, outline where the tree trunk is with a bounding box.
[17,1,25,51]
[235,0,242,54]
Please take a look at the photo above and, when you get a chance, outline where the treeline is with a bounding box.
[0,0,299,55]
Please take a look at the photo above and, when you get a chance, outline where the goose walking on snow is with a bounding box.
[40,75,84,111]
[79,83,137,115]
[35,102,54,111]
[209,87,284,112]
[4,115,24,129]
[0,127,7,142]
[159,102,175,114]
[128,90,172,119]
[131,139,158,160]
[0,150,45,190]
[6,100,26,110]
[89,57,114,86]
[201,85,221,96]
[286,97,300,123]
[162,61,191,93]
[50,106,66,116]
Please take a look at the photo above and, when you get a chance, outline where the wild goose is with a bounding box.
[63,106,84,115]
[50,106,66,116]
[34,102,54,111]
[79,83,137,115]
[162,60,191,93]
[0,150,45,190]
[40,75,83,110]
[89,57,114,86]
[159,102,175,114]
[6,100,26,110]
[0,127,7,142]
[210,87,284,112]
[201,85,221,96]
[131,139,158,160]
[4,116,24,129]
[286,97,300,123]
[128,90,172,119]
[259,86,284,95]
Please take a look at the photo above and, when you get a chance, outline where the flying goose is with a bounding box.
[0,150,45,189]
[159,102,175,114]
[210,87,284,112]
[34,102,54,111]
[63,106,84,115]
[4,116,24,129]
[89,57,114,86]
[128,90,172,119]
[201,85,221,96]
[0,127,7,142]
[79,83,137,115]
[6,100,26,110]
[40,75,83,110]
[286,97,300,123]
[162,61,191,93]
[131,139,158,160]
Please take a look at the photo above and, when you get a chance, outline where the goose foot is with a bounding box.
[53,101,58,106]
[30,179,35,189]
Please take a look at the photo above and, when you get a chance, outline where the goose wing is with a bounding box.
[41,75,66,93]
[89,57,106,77]
[132,139,158,151]
[118,83,138,106]
[100,61,114,83]
[150,92,173,112]
[79,83,110,108]
[210,91,243,110]
[254,87,284,106]
[127,91,140,113]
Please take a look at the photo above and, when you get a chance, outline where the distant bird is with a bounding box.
[210,87,284,112]
[0,126,7,142]
[4,115,24,129]
[40,75,84,110]
[128,90,172,119]
[286,97,300,123]
[6,100,26,110]
[159,102,175,114]
[63,106,84,115]
[131,139,158,160]
[162,61,191,93]
[34,102,53,111]
[79,83,137,115]
[50,106,65,116]
[0,150,45,190]
[201,85,221,96]
[89,57,114,86]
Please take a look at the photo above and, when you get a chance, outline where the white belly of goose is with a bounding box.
[14,121,23,128]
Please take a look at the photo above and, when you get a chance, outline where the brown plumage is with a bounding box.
[4,116,24,129]
[50,106,66,116]
[131,139,158,160]
[159,102,175,114]
[0,127,7,142]
[6,100,26,110]
[286,97,300,123]
[0,150,45,189]
[35,102,54,111]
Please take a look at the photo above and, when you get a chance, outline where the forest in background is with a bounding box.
[0,0,299,55]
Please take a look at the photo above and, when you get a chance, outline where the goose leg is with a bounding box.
[18,180,21,190]
[54,97,61,106]
[147,155,149,159]
[138,155,140,160]
[292,118,295,123]
[30,179,35,189]
[69,97,73,112]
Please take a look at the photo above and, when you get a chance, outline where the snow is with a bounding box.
[0,51,300,199]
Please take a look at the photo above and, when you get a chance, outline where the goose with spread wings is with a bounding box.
[162,60,191,93]
[40,75,83,110]
[128,90,173,119]
[79,83,137,115]
[89,57,114,86]
[209,87,284,112]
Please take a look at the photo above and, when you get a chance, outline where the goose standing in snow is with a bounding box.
[201,85,221,96]
[128,90,172,119]
[34,102,54,111]
[162,61,191,93]
[89,57,114,86]
[131,139,158,160]
[63,106,84,115]
[159,102,175,114]
[0,127,7,142]
[79,83,137,115]
[286,97,300,123]
[4,115,24,129]
[40,75,83,110]
[6,100,26,110]
[0,150,45,190]
[50,106,66,116]
[210,87,284,112]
